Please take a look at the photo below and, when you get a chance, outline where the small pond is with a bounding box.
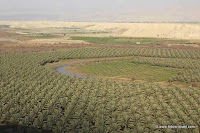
[55,63,90,78]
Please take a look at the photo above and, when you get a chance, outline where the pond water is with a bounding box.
[55,63,90,78]
[54,59,129,78]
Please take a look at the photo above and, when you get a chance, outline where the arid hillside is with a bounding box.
[1,21,200,40]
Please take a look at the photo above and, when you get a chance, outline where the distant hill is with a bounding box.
[0,21,200,40]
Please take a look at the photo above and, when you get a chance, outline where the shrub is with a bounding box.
[191,82,199,87]
[131,76,136,81]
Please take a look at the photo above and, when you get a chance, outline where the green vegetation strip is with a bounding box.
[73,60,180,82]
[72,36,190,45]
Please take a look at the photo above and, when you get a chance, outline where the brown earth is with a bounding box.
[0,42,91,53]
[0,24,200,54]
[1,40,200,53]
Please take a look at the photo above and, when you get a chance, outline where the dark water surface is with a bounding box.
[55,63,90,78]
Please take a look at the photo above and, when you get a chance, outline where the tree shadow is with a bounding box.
[0,124,53,133]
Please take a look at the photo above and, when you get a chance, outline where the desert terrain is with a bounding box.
[1,21,200,39]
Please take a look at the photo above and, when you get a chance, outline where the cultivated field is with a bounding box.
[0,22,199,133]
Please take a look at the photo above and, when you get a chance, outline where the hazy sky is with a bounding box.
[0,0,200,22]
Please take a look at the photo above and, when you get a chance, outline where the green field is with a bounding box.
[71,36,190,46]
[20,34,60,41]
[73,60,180,82]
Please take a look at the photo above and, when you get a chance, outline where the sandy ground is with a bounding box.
[167,43,200,48]
[0,41,90,53]
[1,21,200,53]
[25,38,89,45]
[1,21,200,40]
